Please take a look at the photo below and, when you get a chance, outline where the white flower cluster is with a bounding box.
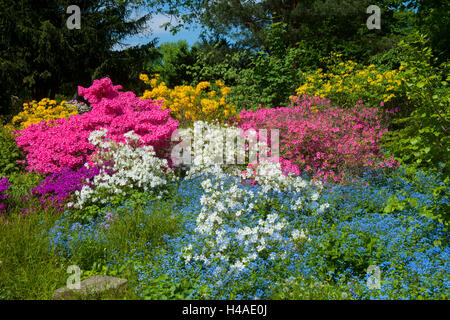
[182,159,323,274]
[174,121,274,178]
[291,229,311,241]
[69,129,172,209]
[240,160,319,194]
[240,160,325,214]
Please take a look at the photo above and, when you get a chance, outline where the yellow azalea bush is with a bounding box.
[11,98,78,130]
[140,74,237,125]
[294,52,405,108]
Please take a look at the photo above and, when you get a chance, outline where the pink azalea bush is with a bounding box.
[14,78,179,174]
[237,94,398,182]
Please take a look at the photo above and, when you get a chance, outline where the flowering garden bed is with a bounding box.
[0,77,448,300]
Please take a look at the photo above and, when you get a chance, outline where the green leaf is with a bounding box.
[416,82,426,88]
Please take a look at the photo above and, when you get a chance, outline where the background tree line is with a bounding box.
[0,0,448,115]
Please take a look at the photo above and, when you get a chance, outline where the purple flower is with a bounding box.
[0,177,10,215]
[0,177,10,196]
[31,166,101,211]
[105,212,115,223]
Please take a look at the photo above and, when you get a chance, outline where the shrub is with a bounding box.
[185,23,319,110]
[14,78,179,174]
[11,98,78,130]
[237,95,398,182]
[381,34,450,176]
[226,42,315,110]
[0,126,22,177]
[68,129,174,221]
[294,52,405,108]
[173,121,302,180]
[31,166,101,211]
[180,160,321,275]
[140,74,237,125]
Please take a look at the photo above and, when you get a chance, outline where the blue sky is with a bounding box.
[114,12,202,50]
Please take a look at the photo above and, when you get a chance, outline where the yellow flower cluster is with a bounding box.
[294,53,404,107]
[11,98,78,130]
[140,74,237,125]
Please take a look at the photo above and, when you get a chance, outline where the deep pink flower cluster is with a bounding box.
[238,95,398,182]
[0,177,10,215]
[31,166,101,210]
[15,78,179,174]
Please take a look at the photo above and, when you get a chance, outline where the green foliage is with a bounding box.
[5,172,43,211]
[382,167,450,228]
[68,230,108,272]
[141,274,195,300]
[185,43,248,90]
[368,45,404,71]
[382,33,449,176]
[0,127,22,177]
[187,23,318,109]
[405,0,450,61]
[270,276,353,300]
[383,194,418,214]
[307,224,382,279]
[228,24,316,109]
[150,0,404,57]
[383,190,449,229]
[93,41,160,95]
[149,40,197,87]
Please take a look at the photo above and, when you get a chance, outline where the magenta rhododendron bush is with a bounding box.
[14,78,179,174]
[237,95,398,182]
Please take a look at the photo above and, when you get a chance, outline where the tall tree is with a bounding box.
[406,0,449,61]
[147,0,407,55]
[0,0,150,116]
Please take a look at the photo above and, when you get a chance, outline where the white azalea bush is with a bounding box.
[68,129,174,220]
[174,121,274,178]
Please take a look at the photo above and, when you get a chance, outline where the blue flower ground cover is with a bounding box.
[49,167,450,299]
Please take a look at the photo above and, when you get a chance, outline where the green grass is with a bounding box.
[0,172,67,299]
[0,209,67,299]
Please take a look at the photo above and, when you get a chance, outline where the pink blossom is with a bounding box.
[15,78,179,174]
[237,94,398,183]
